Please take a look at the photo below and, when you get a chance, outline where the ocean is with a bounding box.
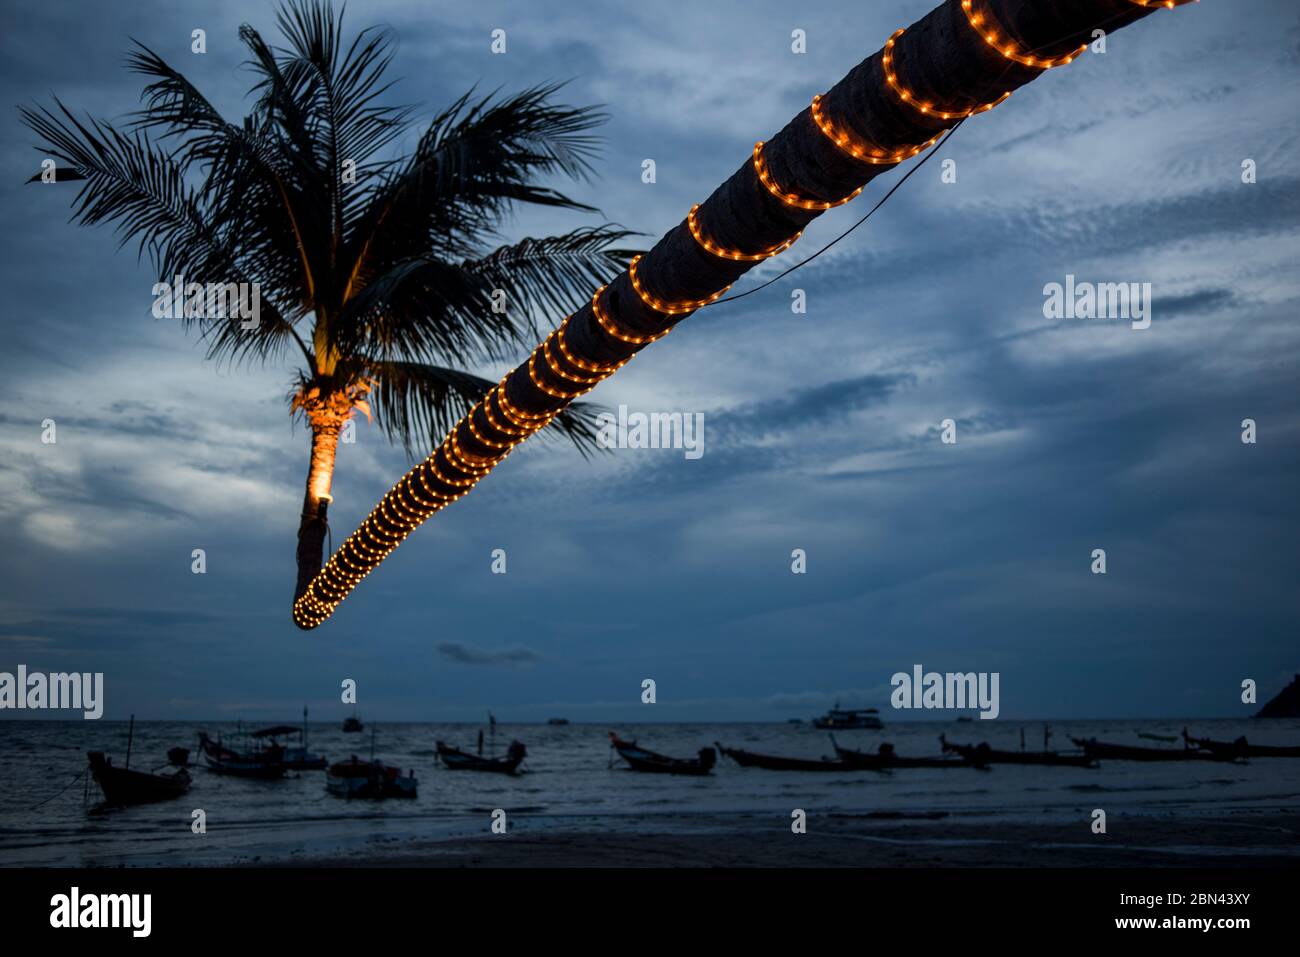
[2,717,1298,867]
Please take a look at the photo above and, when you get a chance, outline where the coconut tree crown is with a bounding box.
[22,0,636,598]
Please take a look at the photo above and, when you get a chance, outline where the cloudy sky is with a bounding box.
[1,0,1297,722]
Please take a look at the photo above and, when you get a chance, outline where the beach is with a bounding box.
[276,809,1299,868]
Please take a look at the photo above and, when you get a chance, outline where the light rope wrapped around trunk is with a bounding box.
[293,0,1196,629]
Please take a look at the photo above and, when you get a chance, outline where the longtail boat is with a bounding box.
[832,737,979,770]
[325,757,417,799]
[436,739,527,774]
[1070,736,1242,763]
[609,732,715,775]
[87,717,190,806]
[1183,729,1300,759]
[246,708,327,770]
[196,731,286,778]
[716,743,857,772]
[88,752,191,806]
[940,735,1097,768]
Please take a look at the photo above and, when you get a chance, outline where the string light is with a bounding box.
[555,318,628,375]
[960,0,1086,69]
[294,3,1199,631]
[882,28,1011,120]
[687,204,802,261]
[810,95,945,164]
[543,334,603,386]
[629,255,731,315]
[528,345,588,400]
[753,141,863,211]
[591,284,665,345]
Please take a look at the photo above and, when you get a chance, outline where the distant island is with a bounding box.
[1256,674,1300,718]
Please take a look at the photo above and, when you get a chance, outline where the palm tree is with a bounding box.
[277,0,1193,629]
[20,0,636,602]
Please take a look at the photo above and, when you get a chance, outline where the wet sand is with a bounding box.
[277,809,1299,868]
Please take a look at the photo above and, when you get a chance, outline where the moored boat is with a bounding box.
[940,735,1097,768]
[609,732,715,775]
[435,739,527,774]
[197,731,286,778]
[88,752,191,806]
[716,743,856,772]
[833,737,980,770]
[342,713,364,733]
[1070,736,1242,762]
[250,709,327,770]
[87,716,191,806]
[1183,729,1300,759]
[325,756,418,799]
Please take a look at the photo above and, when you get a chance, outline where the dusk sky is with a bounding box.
[1,0,1297,723]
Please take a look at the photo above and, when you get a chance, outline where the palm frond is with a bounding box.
[364,358,607,459]
[463,226,641,335]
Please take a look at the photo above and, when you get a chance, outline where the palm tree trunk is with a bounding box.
[293,0,1193,629]
[293,411,344,601]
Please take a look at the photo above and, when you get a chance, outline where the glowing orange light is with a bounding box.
[753,141,863,211]
[687,204,801,261]
[629,256,730,315]
[882,28,1011,120]
[960,0,1086,69]
[810,94,945,164]
[591,284,665,344]
[555,319,628,376]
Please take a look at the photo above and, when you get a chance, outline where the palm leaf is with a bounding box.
[365,359,607,459]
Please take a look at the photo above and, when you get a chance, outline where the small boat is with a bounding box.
[196,731,286,778]
[940,735,1097,768]
[811,704,883,730]
[166,746,191,767]
[436,739,527,775]
[716,743,856,772]
[250,709,327,770]
[87,717,190,806]
[833,737,979,770]
[1070,737,1241,762]
[547,718,570,726]
[1137,732,1179,743]
[1183,729,1300,759]
[325,757,417,799]
[88,752,191,806]
[342,713,364,733]
[609,733,715,775]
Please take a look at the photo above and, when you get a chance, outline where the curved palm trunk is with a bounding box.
[293,0,1193,629]
[294,417,343,600]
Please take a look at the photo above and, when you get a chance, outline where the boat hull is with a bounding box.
[325,760,417,799]
[435,743,525,774]
[718,745,857,772]
[944,743,1097,768]
[87,752,190,806]
[1072,738,1240,762]
[610,734,715,775]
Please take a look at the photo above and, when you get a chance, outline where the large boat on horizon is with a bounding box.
[812,704,883,730]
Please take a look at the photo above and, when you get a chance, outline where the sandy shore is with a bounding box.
[273,809,1299,868]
